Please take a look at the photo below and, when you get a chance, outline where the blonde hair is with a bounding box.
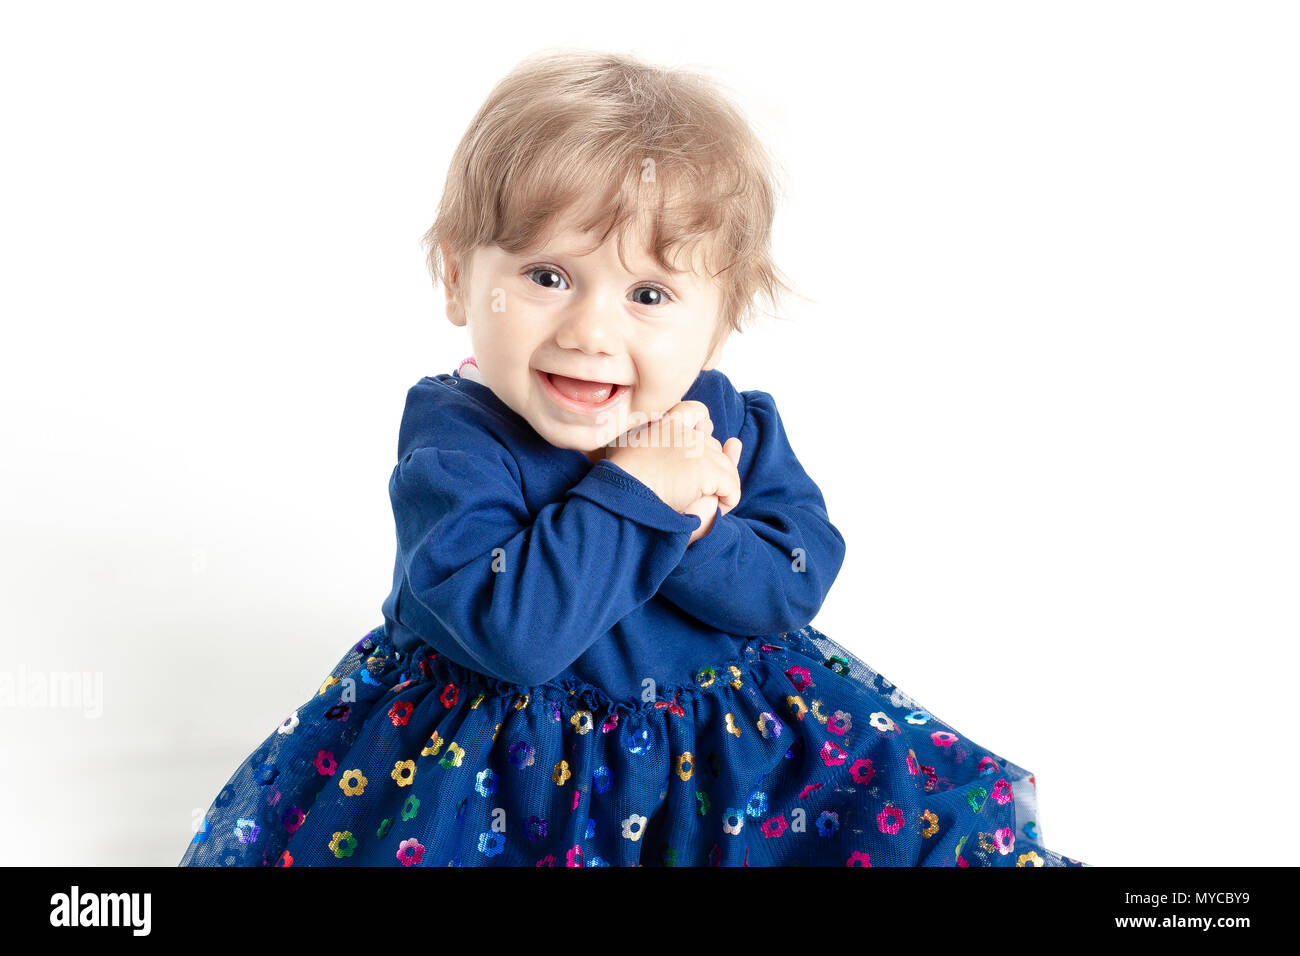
[422,49,798,340]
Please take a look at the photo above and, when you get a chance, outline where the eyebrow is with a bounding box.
[540,240,702,274]
[522,246,688,283]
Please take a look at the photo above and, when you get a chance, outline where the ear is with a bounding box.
[442,242,468,328]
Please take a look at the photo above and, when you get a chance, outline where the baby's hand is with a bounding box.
[683,436,742,545]
[607,401,741,515]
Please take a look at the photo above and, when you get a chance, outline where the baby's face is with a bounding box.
[446,217,727,463]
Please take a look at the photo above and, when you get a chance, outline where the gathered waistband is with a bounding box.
[356,624,802,720]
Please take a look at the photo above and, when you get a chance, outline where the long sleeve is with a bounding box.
[390,446,701,686]
[655,388,846,635]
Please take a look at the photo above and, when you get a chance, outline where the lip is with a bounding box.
[535,367,629,415]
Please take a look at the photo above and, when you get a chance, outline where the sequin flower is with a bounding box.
[439,743,465,769]
[508,741,535,769]
[621,814,648,841]
[994,827,1015,855]
[339,770,368,796]
[877,806,905,834]
[329,831,357,858]
[826,710,852,735]
[570,710,593,735]
[313,751,337,776]
[785,665,813,692]
[527,815,548,841]
[849,758,875,784]
[396,838,424,866]
[675,752,694,781]
[820,741,847,766]
[920,809,940,838]
[440,683,458,708]
[869,712,897,733]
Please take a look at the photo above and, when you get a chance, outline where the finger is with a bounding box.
[722,437,742,467]
[683,430,720,461]
[685,492,718,517]
[665,411,695,446]
[712,442,743,476]
[713,462,742,510]
[669,400,709,429]
[686,417,715,451]
[666,408,702,441]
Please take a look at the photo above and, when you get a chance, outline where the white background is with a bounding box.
[1,0,1295,867]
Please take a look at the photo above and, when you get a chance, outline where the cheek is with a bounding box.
[645,319,713,364]
[628,381,683,422]
[504,299,563,344]
[634,337,706,390]
[471,305,539,354]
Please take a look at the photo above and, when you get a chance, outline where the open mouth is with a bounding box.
[536,368,629,413]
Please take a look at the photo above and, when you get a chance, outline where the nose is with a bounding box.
[553,289,620,355]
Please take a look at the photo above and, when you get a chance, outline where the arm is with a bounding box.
[655,389,846,635]
[391,446,701,686]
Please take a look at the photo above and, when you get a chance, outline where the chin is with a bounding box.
[537,423,605,453]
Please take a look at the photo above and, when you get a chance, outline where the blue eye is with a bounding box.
[527,268,568,290]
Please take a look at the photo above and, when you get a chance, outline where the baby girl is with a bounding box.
[181,50,1083,868]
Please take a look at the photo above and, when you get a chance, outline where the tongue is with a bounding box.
[549,373,614,404]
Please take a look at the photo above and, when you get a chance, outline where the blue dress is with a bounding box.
[180,363,1085,867]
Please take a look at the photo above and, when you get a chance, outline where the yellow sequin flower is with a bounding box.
[339,770,368,796]
[329,831,357,858]
[786,695,808,720]
[920,809,939,838]
[421,732,443,757]
[570,710,593,735]
[675,752,694,781]
[724,713,742,738]
[757,712,782,738]
[553,760,572,785]
[439,742,465,769]
[391,759,416,787]
[1017,850,1044,867]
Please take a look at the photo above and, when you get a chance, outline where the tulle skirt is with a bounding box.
[180,624,1084,867]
